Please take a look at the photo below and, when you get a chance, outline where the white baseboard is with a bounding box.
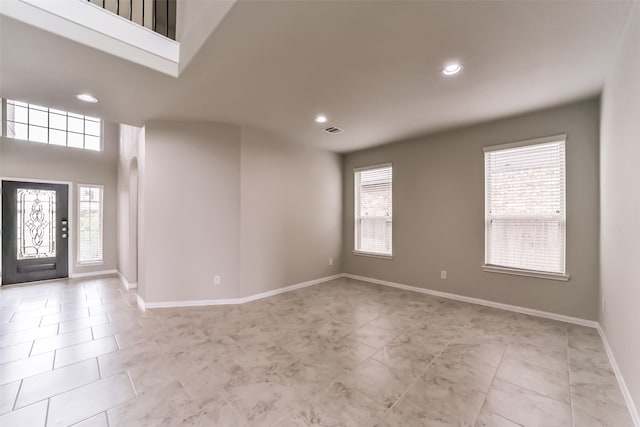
[117,271,138,290]
[138,274,344,310]
[70,269,118,279]
[597,325,640,426]
[343,273,598,328]
[136,294,146,312]
[237,274,344,304]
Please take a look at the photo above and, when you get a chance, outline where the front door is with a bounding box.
[2,181,69,285]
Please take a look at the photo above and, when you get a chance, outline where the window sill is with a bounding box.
[482,265,570,282]
[352,251,393,260]
[76,261,104,267]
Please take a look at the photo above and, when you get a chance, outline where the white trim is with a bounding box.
[597,325,640,426]
[117,271,137,290]
[1,176,73,185]
[483,134,567,153]
[482,265,570,282]
[69,269,117,278]
[136,294,146,312]
[239,274,343,303]
[343,273,598,328]
[138,274,344,309]
[353,162,393,172]
[352,251,393,259]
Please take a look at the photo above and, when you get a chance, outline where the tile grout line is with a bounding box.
[96,356,103,380]
[11,379,24,412]
[566,328,576,427]
[375,318,468,424]
[44,398,50,427]
[471,322,514,426]
[27,339,36,358]
[493,327,575,409]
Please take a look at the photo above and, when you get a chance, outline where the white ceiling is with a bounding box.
[0,1,633,152]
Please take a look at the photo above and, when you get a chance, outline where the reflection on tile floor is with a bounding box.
[0,276,634,426]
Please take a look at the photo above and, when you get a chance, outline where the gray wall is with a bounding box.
[138,121,342,303]
[138,122,342,302]
[240,126,342,296]
[342,99,600,320]
[0,122,119,276]
[600,3,640,415]
[117,124,142,285]
[141,121,241,302]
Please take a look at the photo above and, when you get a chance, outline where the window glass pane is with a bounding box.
[84,120,101,136]
[29,108,48,127]
[90,187,101,201]
[11,122,28,140]
[49,113,67,131]
[13,100,28,108]
[6,120,15,138]
[68,117,84,134]
[84,136,101,151]
[68,132,84,148]
[50,129,67,146]
[11,105,28,123]
[29,125,48,143]
[80,186,91,200]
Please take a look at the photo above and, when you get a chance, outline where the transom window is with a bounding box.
[4,99,102,151]
[354,164,393,257]
[483,135,567,279]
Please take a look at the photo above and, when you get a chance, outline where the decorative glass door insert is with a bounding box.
[17,188,57,259]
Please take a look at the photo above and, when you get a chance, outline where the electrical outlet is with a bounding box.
[214,275,221,285]
[329,258,333,266]
[440,270,447,280]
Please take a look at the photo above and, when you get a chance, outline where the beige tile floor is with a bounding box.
[0,276,634,426]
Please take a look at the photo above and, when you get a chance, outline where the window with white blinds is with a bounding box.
[484,136,566,276]
[354,164,392,256]
[78,185,103,264]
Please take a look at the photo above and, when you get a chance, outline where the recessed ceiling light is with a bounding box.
[76,93,98,103]
[441,63,463,76]
[315,115,328,123]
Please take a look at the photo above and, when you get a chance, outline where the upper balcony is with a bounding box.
[0,0,184,76]
[85,0,176,40]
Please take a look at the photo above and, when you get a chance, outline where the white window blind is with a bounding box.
[78,185,103,264]
[354,164,392,256]
[484,136,566,275]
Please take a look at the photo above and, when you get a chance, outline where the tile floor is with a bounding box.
[0,276,634,426]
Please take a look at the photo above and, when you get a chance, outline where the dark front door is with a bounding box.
[2,181,69,285]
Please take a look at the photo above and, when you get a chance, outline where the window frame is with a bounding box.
[77,184,104,266]
[353,163,393,259]
[482,134,570,281]
[1,99,103,151]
